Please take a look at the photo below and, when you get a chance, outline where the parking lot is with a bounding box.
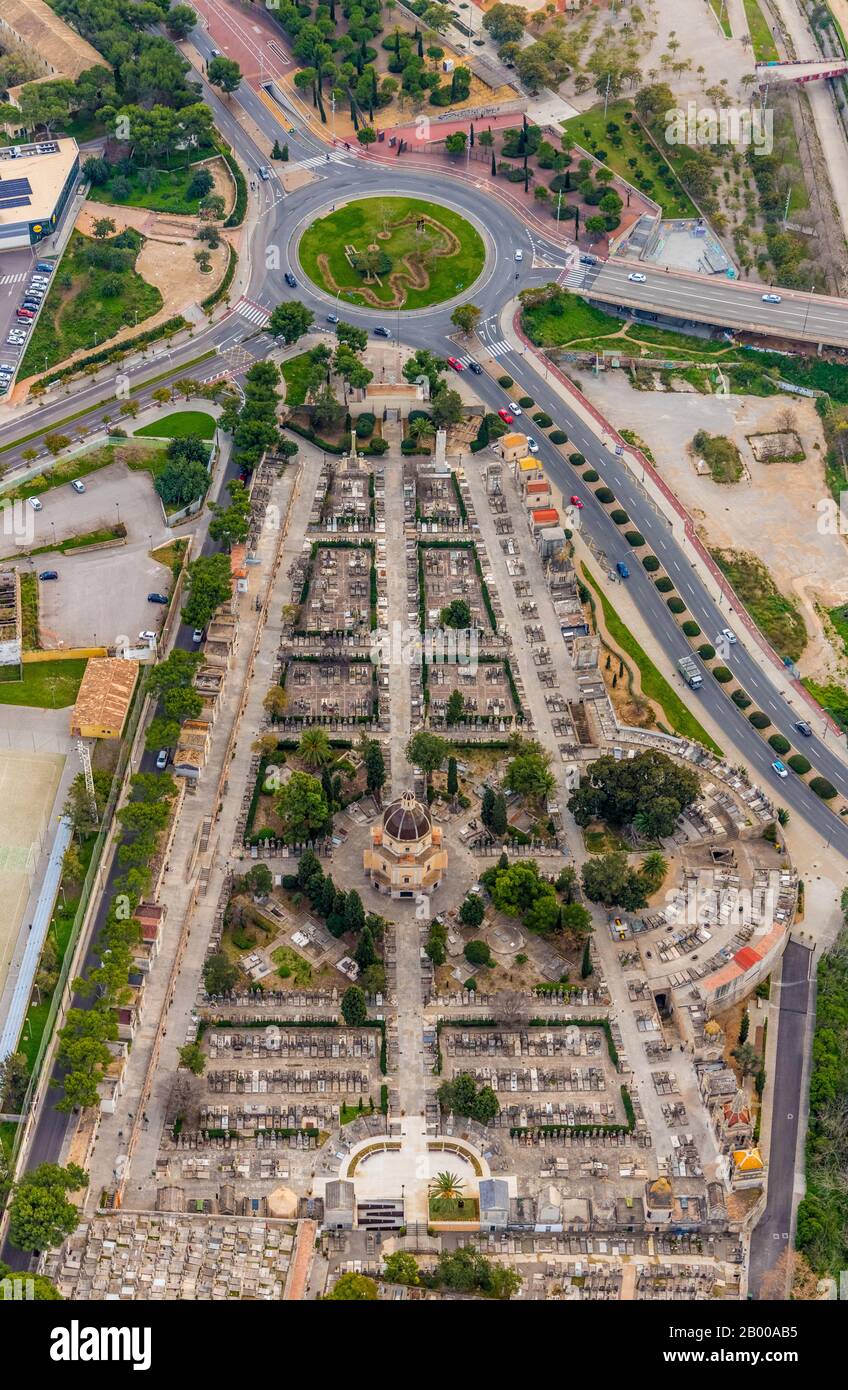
[0,249,55,398]
[20,460,172,649]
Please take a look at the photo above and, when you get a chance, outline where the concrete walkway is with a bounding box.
[382,421,413,799]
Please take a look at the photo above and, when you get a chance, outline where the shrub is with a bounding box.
[550,430,568,444]
[768,734,790,754]
[355,411,376,438]
[667,597,686,614]
[533,412,552,427]
[682,620,701,637]
[583,469,599,482]
[698,643,716,660]
[498,375,514,388]
[788,754,811,774]
[569,452,585,467]
[731,688,752,709]
[655,577,674,593]
[749,711,771,729]
[642,555,659,571]
[713,665,733,682]
[625,530,646,547]
[810,777,837,799]
[610,509,629,525]
[518,396,534,408]
[595,487,615,504]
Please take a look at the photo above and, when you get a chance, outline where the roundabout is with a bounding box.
[296,195,487,312]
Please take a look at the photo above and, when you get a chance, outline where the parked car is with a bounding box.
[192,628,204,644]
[138,630,156,644]
[71,479,86,494]
[38,570,58,580]
[147,592,169,604]
[497,408,513,424]
[794,720,813,737]
[525,436,539,454]
[762,293,782,304]
[284,272,297,287]
[156,749,169,771]
[374,326,391,337]
[446,356,464,372]
[16,308,34,320]
[28,497,43,511]
[771,759,789,779]
[569,495,584,509]
[628,272,647,283]
[36,262,54,274]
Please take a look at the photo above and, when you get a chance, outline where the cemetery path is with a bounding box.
[383,421,413,799]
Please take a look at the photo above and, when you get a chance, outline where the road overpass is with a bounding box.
[756,58,848,86]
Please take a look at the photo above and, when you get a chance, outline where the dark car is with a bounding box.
[36,262,54,274]
[373,326,391,338]
[580,254,598,265]
[147,592,169,604]
[794,720,813,737]
[38,570,58,581]
[467,361,482,375]
[284,272,297,288]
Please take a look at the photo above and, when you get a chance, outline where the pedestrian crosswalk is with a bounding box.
[0,273,25,286]
[476,338,512,358]
[284,150,352,173]
[559,266,587,289]
[233,297,271,327]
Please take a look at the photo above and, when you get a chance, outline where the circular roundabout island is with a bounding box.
[297,195,487,311]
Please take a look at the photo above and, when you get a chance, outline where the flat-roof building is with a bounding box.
[0,138,79,253]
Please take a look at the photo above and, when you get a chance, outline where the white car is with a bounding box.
[138,630,156,644]
[155,749,169,771]
[28,497,43,511]
[71,479,85,494]
[720,627,738,646]
[761,293,782,304]
[514,249,523,262]
[525,436,539,454]
[771,759,789,779]
[628,272,647,283]
[507,401,523,416]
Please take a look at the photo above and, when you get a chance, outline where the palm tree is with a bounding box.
[407,415,435,446]
[297,726,333,768]
[431,1171,464,1208]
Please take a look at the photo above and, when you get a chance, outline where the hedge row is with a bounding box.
[222,148,248,227]
[201,241,238,312]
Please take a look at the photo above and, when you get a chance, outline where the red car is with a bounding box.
[569,495,584,509]
[498,408,513,424]
[446,356,464,372]
[16,308,34,320]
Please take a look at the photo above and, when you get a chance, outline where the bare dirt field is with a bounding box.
[0,749,65,1000]
[574,369,848,681]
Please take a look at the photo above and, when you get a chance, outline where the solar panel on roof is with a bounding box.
[0,196,32,210]
[0,179,32,197]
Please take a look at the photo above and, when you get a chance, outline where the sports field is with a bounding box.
[0,749,65,1004]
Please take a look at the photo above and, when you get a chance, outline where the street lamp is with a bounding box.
[116,500,121,526]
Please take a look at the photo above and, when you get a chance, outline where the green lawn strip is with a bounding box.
[772,107,808,213]
[710,549,807,661]
[742,0,780,60]
[0,658,87,707]
[561,100,697,219]
[522,293,731,359]
[3,523,126,562]
[19,229,163,378]
[0,1119,17,1161]
[134,410,216,441]
[581,563,723,754]
[802,678,848,733]
[708,0,733,36]
[299,196,485,311]
[87,166,208,216]
[428,1194,480,1221]
[0,350,217,459]
[281,352,318,407]
[19,571,40,650]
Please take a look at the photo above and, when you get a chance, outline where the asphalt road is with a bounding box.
[747,939,814,1297]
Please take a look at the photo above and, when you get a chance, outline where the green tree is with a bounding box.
[326,1270,378,1299]
[491,793,508,836]
[341,984,368,1026]
[402,348,445,396]
[335,321,368,352]
[276,771,330,843]
[425,918,448,966]
[440,598,472,629]
[0,1261,62,1300]
[580,937,593,979]
[364,740,386,799]
[505,748,555,803]
[451,303,482,335]
[406,730,449,785]
[8,1163,87,1254]
[269,300,315,344]
[383,1251,420,1285]
[464,938,491,965]
[203,952,238,995]
[344,889,365,935]
[178,1042,206,1075]
[447,755,458,796]
[446,689,465,725]
[739,1010,750,1044]
[582,852,646,909]
[208,55,242,94]
[92,216,116,240]
[357,125,377,145]
[459,893,485,928]
[483,3,526,41]
[559,901,593,939]
[732,1042,762,1078]
[181,552,233,630]
[167,5,197,39]
[431,387,463,430]
[568,750,699,837]
[355,924,377,969]
[470,1085,500,1125]
[445,130,467,155]
[297,726,333,768]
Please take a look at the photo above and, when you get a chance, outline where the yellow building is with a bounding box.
[70,657,138,740]
[363,790,448,899]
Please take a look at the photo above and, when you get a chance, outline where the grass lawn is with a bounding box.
[692,431,744,484]
[19,228,163,377]
[561,100,697,219]
[150,537,189,574]
[281,352,317,407]
[522,291,732,361]
[710,549,807,661]
[88,163,214,215]
[583,826,631,854]
[135,411,217,441]
[743,0,780,61]
[19,572,40,651]
[0,658,87,708]
[428,1194,480,1221]
[802,678,848,733]
[581,564,723,754]
[271,944,313,986]
[707,0,733,35]
[299,196,485,310]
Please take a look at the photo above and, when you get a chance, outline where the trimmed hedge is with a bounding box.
[810,776,837,799]
[667,597,686,614]
[768,734,790,754]
[498,374,514,388]
[713,665,733,682]
[583,469,599,482]
[518,396,534,408]
[610,509,629,525]
[533,412,552,427]
[697,643,716,660]
[788,754,811,774]
[625,530,646,547]
[569,452,585,466]
[749,711,771,729]
[596,487,615,504]
[550,430,568,444]
[642,555,660,572]
[222,148,248,227]
[682,620,701,637]
[655,577,674,593]
[201,241,238,311]
[731,688,752,709]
